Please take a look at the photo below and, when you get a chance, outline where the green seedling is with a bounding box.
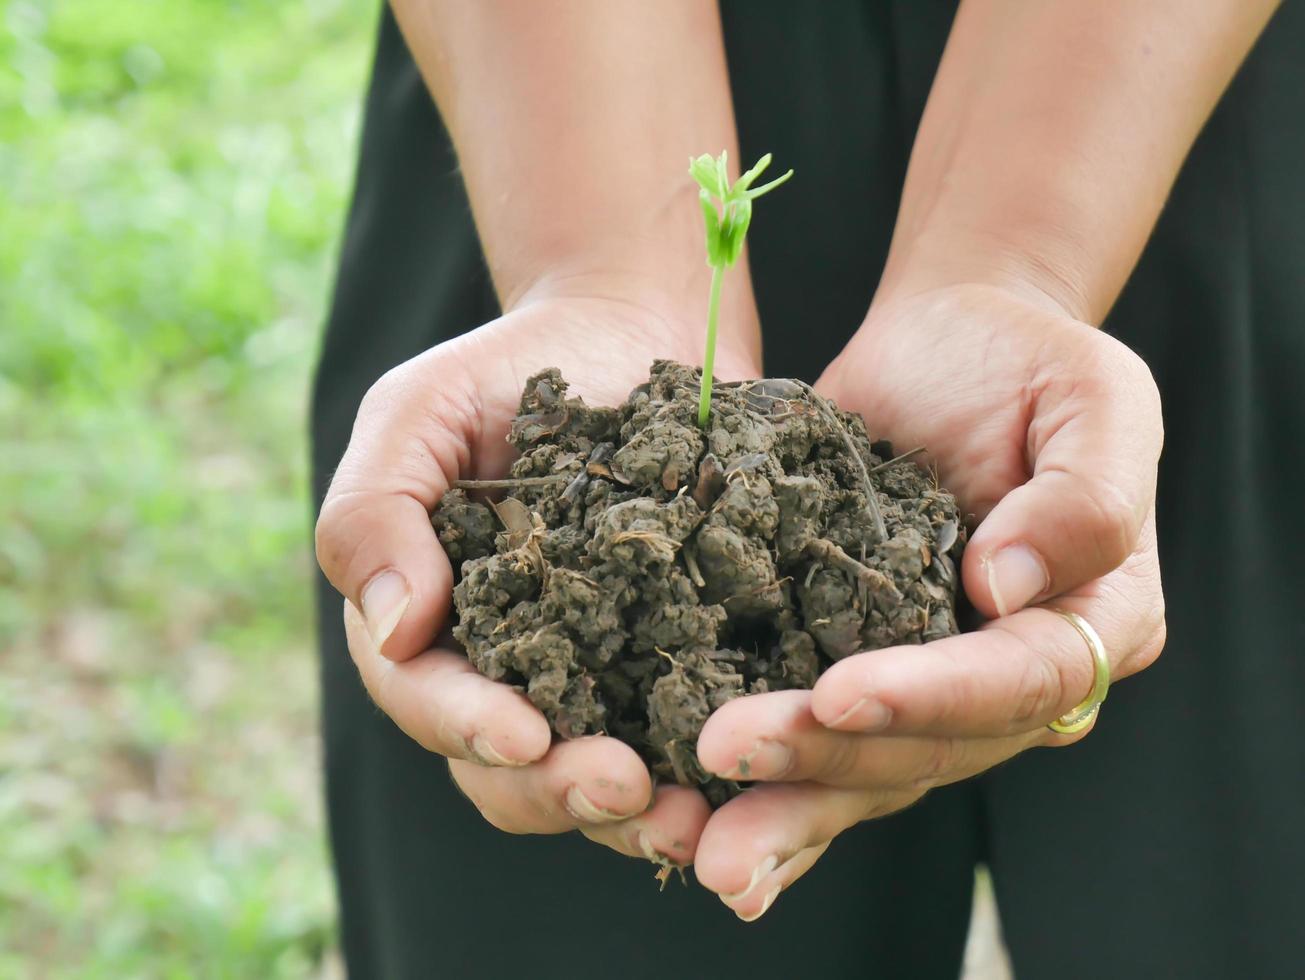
[689,150,792,429]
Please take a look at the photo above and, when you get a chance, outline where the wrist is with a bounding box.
[504,251,763,370]
[874,223,1098,325]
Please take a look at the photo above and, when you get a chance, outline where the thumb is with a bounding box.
[316,349,496,661]
[963,341,1163,618]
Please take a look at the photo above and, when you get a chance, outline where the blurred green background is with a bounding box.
[0,0,375,973]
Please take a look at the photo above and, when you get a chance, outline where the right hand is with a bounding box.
[689,283,1166,919]
[315,291,760,867]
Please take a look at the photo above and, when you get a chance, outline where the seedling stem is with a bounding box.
[699,264,724,428]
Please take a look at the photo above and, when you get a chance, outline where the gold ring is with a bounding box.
[1046,609,1110,734]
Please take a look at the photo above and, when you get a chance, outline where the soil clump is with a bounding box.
[433,361,965,805]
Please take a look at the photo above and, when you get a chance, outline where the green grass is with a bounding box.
[0,0,375,973]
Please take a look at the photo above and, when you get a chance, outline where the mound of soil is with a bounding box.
[432,361,964,805]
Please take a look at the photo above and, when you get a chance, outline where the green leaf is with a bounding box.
[725,200,752,265]
[689,154,720,193]
[745,168,794,200]
[735,152,773,192]
[691,151,790,271]
[699,189,723,266]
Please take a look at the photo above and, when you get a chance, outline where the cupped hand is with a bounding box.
[692,283,1167,920]
[316,292,759,867]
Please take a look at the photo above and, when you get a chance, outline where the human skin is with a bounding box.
[327,300,757,860]
[690,0,1279,921]
[314,0,1280,913]
[315,0,760,861]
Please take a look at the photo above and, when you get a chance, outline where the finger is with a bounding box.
[449,735,652,835]
[697,689,1046,789]
[315,346,497,661]
[812,528,1165,738]
[345,600,551,764]
[964,333,1162,617]
[719,844,826,922]
[580,784,712,867]
[695,782,905,915]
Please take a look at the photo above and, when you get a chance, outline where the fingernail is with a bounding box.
[361,570,410,650]
[984,544,1049,618]
[469,734,524,768]
[732,739,793,779]
[564,785,624,824]
[736,885,781,923]
[635,829,682,868]
[636,830,660,863]
[720,854,778,902]
[828,697,892,732]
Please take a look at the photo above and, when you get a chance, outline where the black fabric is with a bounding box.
[982,7,1305,975]
[311,3,1305,977]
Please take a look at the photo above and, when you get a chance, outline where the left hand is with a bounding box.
[690,284,1168,920]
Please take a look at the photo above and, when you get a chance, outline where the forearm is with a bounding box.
[880,0,1279,323]
[390,0,758,355]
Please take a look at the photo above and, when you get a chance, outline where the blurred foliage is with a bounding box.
[0,0,375,973]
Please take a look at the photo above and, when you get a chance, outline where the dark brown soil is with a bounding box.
[432,361,965,806]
